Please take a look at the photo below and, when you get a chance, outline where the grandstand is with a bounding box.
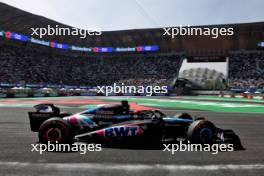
[228,52,264,90]
[0,43,182,86]
[0,2,264,96]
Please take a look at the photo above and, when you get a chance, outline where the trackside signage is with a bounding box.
[30,38,50,46]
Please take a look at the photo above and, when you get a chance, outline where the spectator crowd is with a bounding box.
[0,43,183,87]
[2,42,264,91]
[228,53,264,89]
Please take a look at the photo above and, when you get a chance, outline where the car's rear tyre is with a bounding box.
[38,118,72,144]
[187,120,216,144]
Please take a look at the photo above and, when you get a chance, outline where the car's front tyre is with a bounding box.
[187,120,216,144]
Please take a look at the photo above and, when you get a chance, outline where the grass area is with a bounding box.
[95,97,264,113]
[177,95,264,103]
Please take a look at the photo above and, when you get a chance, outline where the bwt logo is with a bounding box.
[105,126,142,137]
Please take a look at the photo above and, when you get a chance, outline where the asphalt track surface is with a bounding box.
[0,102,264,175]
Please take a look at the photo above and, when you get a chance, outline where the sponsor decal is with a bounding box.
[102,126,143,137]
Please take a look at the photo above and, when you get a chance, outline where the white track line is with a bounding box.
[0,162,264,171]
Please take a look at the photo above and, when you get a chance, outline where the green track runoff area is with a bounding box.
[0,96,263,114]
[93,96,264,114]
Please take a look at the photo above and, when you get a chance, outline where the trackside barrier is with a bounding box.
[219,93,264,100]
[247,95,253,99]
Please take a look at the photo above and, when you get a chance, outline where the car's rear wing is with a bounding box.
[28,111,57,132]
[28,104,71,132]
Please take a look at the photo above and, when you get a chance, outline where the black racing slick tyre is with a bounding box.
[187,120,216,144]
[38,117,72,144]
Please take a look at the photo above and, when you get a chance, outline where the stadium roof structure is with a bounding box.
[179,68,225,87]
[0,2,264,55]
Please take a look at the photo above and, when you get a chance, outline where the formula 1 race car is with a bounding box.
[28,101,244,150]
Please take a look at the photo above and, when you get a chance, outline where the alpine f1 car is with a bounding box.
[28,101,244,150]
